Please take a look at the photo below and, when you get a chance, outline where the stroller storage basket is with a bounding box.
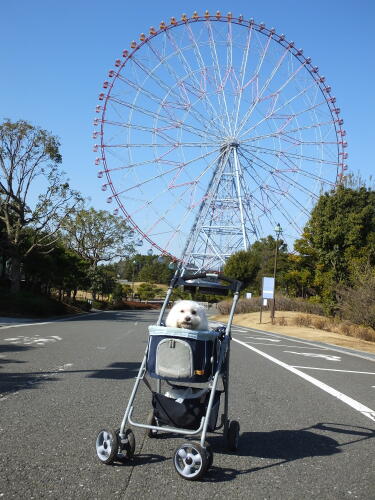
[152,388,221,431]
[147,326,219,382]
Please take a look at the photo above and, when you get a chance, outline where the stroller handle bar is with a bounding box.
[180,271,243,293]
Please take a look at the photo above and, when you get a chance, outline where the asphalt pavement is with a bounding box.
[0,310,374,499]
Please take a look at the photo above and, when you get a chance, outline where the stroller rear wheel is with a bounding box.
[173,441,209,480]
[204,441,214,469]
[116,428,136,460]
[225,420,240,451]
[145,410,158,438]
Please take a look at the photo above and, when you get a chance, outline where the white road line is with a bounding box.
[284,351,342,362]
[292,366,375,375]
[234,327,375,362]
[243,343,327,349]
[0,312,103,330]
[245,337,281,342]
[0,322,51,329]
[233,338,375,423]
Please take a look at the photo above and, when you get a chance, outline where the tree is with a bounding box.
[0,119,82,292]
[120,254,173,284]
[137,282,163,302]
[23,241,90,298]
[224,236,289,293]
[61,208,135,299]
[294,185,375,309]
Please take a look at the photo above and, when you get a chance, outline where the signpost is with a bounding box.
[260,277,275,323]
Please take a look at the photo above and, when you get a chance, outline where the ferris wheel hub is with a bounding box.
[221,139,240,150]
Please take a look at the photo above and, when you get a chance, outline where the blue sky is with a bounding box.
[1,1,374,255]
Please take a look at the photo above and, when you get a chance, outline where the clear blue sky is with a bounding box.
[1,0,374,216]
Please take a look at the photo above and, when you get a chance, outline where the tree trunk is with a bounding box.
[10,255,21,293]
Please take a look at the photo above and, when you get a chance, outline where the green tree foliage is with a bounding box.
[224,235,289,293]
[137,282,163,302]
[61,207,135,299]
[90,265,116,299]
[23,242,90,297]
[62,207,135,268]
[293,186,375,309]
[120,254,173,284]
[0,119,82,292]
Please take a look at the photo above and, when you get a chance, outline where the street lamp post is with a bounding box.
[131,260,137,300]
[271,223,282,324]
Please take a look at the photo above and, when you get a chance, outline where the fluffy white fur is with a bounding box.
[165,300,208,331]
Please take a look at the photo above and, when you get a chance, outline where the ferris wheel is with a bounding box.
[93,11,347,271]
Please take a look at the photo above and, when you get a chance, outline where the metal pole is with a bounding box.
[271,224,282,324]
[271,242,278,324]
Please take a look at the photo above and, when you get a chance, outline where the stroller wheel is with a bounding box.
[173,441,209,480]
[116,428,136,461]
[95,429,119,464]
[204,441,213,469]
[226,420,240,451]
[145,411,158,438]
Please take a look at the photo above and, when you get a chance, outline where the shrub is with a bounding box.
[336,272,375,330]
[293,315,312,327]
[311,317,330,331]
[277,317,288,326]
[217,295,325,316]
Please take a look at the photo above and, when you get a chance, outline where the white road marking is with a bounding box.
[0,312,103,330]
[223,323,375,362]
[3,335,62,346]
[292,366,375,375]
[284,351,341,362]
[245,337,281,342]
[234,338,375,422]
[245,343,327,349]
[0,322,50,330]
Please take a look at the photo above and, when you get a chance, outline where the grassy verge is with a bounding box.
[276,313,375,342]
[0,290,84,318]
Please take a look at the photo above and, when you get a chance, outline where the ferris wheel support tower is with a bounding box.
[182,141,254,271]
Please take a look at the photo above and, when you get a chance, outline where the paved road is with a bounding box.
[0,310,374,499]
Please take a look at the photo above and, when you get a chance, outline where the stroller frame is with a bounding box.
[95,269,242,480]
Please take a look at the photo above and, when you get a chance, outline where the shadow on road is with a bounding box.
[61,310,158,324]
[87,362,140,380]
[112,453,168,468]
[203,422,375,482]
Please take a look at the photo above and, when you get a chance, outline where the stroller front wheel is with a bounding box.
[173,441,209,480]
[95,429,119,464]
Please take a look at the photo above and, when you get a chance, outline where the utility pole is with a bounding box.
[271,223,282,324]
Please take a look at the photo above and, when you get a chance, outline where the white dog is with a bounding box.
[165,300,208,331]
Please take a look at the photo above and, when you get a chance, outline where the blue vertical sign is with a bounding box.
[262,277,275,299]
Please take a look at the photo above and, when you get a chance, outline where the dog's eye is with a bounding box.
[180,310,184,313]
[191,310,197,315]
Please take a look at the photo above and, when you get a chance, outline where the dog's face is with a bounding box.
[166,300,208,331]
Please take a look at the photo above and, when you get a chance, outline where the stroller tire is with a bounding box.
[116,428,136,461]
[145,411,158,438]
[95,429,119,464]
[173,441,209,480]
[204,441,213,469]
[225,420,240,451]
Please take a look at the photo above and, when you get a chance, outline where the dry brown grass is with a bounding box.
[212,309,375,354]
[293,315,312,328]
[290,314,375,342]
[276,316,288,326]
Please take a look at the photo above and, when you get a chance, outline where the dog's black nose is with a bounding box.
[185,316,191,321]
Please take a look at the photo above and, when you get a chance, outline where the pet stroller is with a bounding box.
[95,270,242,480]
